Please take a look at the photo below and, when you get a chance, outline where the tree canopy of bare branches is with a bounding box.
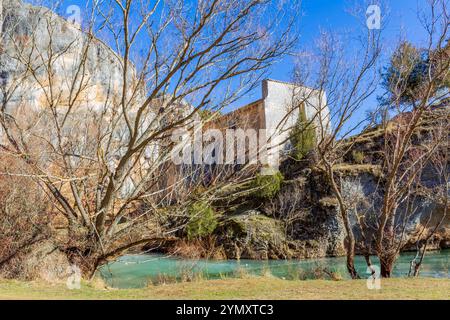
[0,0,299,277]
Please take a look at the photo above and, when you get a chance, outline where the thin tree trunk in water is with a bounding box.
[364,254,372,267]
[346,235,359,279]
[413,262,421,277]
[408,247,420,277]
[347,252,359,279]
[413,242,428,277]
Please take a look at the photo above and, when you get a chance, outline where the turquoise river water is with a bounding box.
[99,249,449,288]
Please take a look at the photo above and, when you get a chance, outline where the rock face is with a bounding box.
[0,0,157,196]
[209,107,449,260]
[217,211,291,260]
[213,173,348,260]
[0,0,132,112]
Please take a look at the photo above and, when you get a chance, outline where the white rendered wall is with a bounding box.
[262,79,330,169]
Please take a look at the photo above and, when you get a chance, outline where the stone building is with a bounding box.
[0,1,330,201]
[205,79,330,170]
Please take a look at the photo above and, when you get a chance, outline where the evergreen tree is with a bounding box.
[291,103,316,160]
[380,40,450,107]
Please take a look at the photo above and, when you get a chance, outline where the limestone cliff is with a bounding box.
[0,0,133,112]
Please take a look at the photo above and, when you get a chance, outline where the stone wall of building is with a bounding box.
[262,79,330,167]
[206,79,330,169]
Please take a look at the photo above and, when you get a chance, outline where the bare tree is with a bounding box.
[370,1,449,277]
[265,181,308,237]
[0,0,298,277]
[288,0,449,279]
[291,23,383,278]
[409,138,448,277]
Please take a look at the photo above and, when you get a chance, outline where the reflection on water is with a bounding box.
[99,249,449,288]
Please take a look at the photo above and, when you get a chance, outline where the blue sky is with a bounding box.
[271,0,428,82]
[256,0,431,125]
[26,0,431,117]
[217,0,430,117]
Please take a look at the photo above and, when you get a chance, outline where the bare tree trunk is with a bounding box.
[0,0,299,277]
[413,245,427,277]
[380,255,395,278]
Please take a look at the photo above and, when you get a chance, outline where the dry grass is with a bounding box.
[0,277,448,300]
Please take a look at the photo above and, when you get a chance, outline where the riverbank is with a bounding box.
[0,277,448,300]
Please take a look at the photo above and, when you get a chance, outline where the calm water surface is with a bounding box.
[99,249,449,288]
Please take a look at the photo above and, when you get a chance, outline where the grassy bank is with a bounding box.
[0,277,448,300]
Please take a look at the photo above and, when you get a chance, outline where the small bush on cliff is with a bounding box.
[252,171,284,199]
[186,201,218,240]
[352,150,365,164]
[291,103,316,160]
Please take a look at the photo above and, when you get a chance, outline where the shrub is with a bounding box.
[291,103,316,160]
[252,171,284,199]
[0,156,53,279]
[352,150,365,164]
[185,201,218,240]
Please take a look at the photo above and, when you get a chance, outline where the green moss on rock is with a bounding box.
[217,211,291,260]
[251,171,284,199]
